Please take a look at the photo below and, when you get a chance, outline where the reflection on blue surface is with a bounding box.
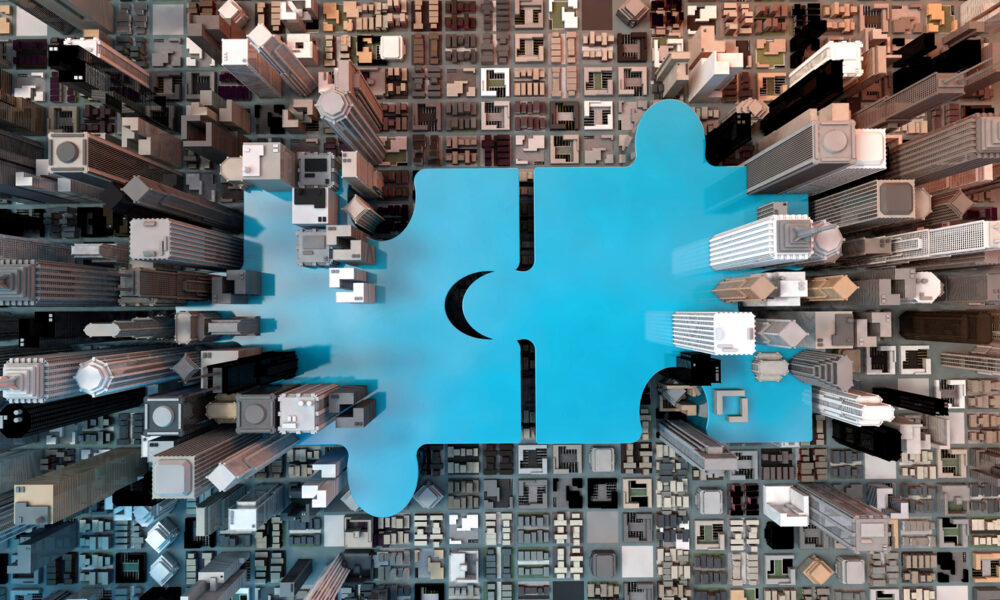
[205,100,812,517]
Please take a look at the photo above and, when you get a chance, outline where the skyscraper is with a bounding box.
[812,387,895,427]
[247,24,316,97]
[14,448,145,525]
[1,348,163,403]
[0,260,120,307]
[151,427,264,499]
[743,121,857,194]
[941,351,1000,376]
[75,345,195,397]
[711,274,778,303]
[119,267,215,307]
[789,350,853,392]
[936,268,1000,304]
[129,218,243,271]
[48,132,180,187]
[206,433,301,492]
[1,388,145,438]
[304,555,351,600]
[655,418,739,473]
[121,176,244,233]
[799,482,890,552]
[226,483,289,533]
[316,60,386,167]
[709,215,843,271]
[278,383,344,434]
[809,179,919,233]
[0,234,72,263]
[840,220,1000,268]
[48,38,169,130]
[671,311,756,355]
[11,0,113,33]
[883,114,1000,183]
[221,38,283,99]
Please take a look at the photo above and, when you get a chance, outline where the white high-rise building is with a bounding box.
[671,311,756,355]
[842,220,1000,267]
[812,387,895,427]
[709,215,844,270]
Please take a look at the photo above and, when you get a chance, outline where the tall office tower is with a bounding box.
[671,311,756,355]
[0,260,120,307]
[195,485,247,537]
[755,318,808,348]
[344,195,385,234]
[186,553,249,600]
[48,133,180,187]
[848,267,942,306]
[813,387,895,427]
[740,272,807,308]
[853,72,965,129]
[75,346,194,397]
[335,386,375,428]
[71,242,131,265]
[201,350,298,393]
[235,385,295,433]
[280,559,313,598]
[176,312,260,344]
[712,274,778,303]
[936,268,1000,305]
[872,387,949,416]
[221,38,283,99]
[841,220,1000,268]
[121,176,243,233]
[316,60,386,167]
[0,70,46,135]
[304,555,350,600]
[806,275,858,302]
[206,433,300,492]
[884,114,1000,184]
[120,117,183,168]
[145,387,212,437]
[744,121,856,194]
[0,131,44,199]
[0,449,44,493]
[763,311,856,350]
[341,151,385,201]
[1,348,140,403]
[941,351,1000,376]
[923,190,973,228]
[792,128,887,196]
[787,40,864,87]
[709,215,843,270]
[1,388,145,438]
[85,316,175,340]
[151,427,265,500]
[226,483,289,533]
[9,0,113,33]
[13,448,145,525]
[48,38,169,130]
[809,180,919,233]
[130,219,243,271]
[831,420,903,462]
[277,383,344,434]
[246,25,316,96]
[241,142,297,191]
[119,267,215,307]
[655,418,739,473]
[799,483,890,552]
[0,234,72,262]
[6,521,79,575]
[789,350,854,392]
[900,310,995,344]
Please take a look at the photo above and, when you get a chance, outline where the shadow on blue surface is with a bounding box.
[200,100,813,516]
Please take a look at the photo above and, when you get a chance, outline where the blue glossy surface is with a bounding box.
[206,100,812,517]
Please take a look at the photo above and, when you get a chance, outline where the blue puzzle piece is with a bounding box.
[208,169,522,517]
[461,100,813,446]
